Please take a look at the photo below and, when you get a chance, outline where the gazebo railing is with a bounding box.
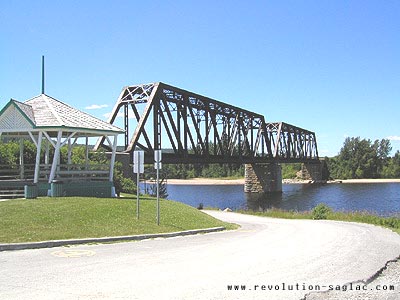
[0,164,35,180]
[52,164,110,182]
[0,164,111,182]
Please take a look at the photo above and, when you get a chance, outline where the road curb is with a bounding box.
[0,227,226,252]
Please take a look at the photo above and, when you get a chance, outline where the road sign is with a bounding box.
[133,151,144,174]
[154,150,162,163]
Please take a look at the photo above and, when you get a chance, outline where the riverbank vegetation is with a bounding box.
[1,136,400,182]
[238,203,400,234]
[326,137,400,179]
[149,137,400,180]
[0,197,235,243]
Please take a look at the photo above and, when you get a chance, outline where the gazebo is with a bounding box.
[0,93,124,198]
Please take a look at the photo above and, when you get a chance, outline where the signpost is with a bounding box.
[154,150,162,225]
[133,151,144,219]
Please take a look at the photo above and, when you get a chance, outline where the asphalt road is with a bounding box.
[1,211,399,300]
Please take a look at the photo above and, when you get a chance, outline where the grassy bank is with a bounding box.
[0,197,236,243]
[238,206,400,235]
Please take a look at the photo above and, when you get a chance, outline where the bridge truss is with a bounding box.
[95,82,319,164]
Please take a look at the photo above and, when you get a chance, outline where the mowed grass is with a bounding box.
[238,208,400,235]
[0,197,236,243]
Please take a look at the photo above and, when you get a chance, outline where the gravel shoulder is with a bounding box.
[305,258,400,300]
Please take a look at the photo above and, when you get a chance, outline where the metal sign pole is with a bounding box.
[156,160,160,225]
[137,171,140,219]
[133,151,144,219]
[154,150,162,225]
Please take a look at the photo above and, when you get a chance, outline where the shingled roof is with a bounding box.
[0,94,123,136]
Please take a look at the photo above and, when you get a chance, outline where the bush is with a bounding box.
[281,163,302,179]
[113,161,137,196]
[312,203,332,220]
[120,177,137,194]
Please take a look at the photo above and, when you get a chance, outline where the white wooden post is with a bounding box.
[67,138,72,165]
[109,135,118,182]
[45,139,50,165]
[45,139,50,180]
[85,136,89,171]
[49,131,62,183]
[19,139,24,179]
[34,131,43,183]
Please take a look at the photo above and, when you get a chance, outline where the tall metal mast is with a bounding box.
[41,55,45,94]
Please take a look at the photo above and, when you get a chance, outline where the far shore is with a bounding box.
[166,178,245,185]
[165,178,400,185]
[337,178,400,184]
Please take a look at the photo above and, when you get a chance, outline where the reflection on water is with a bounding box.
[161,183,400,217]
[245,184,330,212]
[245,192,283,211]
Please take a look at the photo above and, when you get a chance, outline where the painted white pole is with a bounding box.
[85,136,89,171]
[48,131,62,183]
[45,139,49,165]
[19,139,24,179]
[109,135,118,182]
[34,131,43,183]
[67,138,72,165]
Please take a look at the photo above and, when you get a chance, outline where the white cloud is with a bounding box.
[103,112,127,119]
[387,136,400,141]
[85,104,109,110]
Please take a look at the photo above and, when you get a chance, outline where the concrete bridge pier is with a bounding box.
[244,163,282,193]
[301,159,329,182]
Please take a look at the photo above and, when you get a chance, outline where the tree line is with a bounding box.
[326,137,400,179]
[1,136,399,181]
[162,137,400,180]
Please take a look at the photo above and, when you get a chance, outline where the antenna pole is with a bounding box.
[41,55,45,94]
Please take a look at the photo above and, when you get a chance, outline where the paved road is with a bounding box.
[0,211,399,300]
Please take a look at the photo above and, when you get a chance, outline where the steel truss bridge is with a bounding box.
[95,82,319,164]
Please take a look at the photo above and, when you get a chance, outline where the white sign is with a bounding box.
[154,150,162,170]
[133,151,144,174]
[154,150,162,163]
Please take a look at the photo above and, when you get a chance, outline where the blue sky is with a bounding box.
[1,0,399,157]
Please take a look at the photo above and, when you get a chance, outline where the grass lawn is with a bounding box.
[238,208,400,235]
[0,196,236,243]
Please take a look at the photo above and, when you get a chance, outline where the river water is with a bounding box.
[161,183,400,217]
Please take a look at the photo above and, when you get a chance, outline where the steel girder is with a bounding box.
[94,82,319,164]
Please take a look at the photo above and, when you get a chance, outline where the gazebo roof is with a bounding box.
[0,94,123,136]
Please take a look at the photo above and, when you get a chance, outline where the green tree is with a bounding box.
[0,141,19,167]
[281,163,302,179]
[382,151,400,178]
[327,137,392,179]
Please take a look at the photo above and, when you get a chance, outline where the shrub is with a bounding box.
[312,203,332,220]
[113,161,137,196]
[120,177,137,194]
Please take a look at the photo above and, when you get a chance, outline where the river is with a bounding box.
[160,183,400,217]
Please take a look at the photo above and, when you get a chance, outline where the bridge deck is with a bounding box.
[95,82,319,164]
